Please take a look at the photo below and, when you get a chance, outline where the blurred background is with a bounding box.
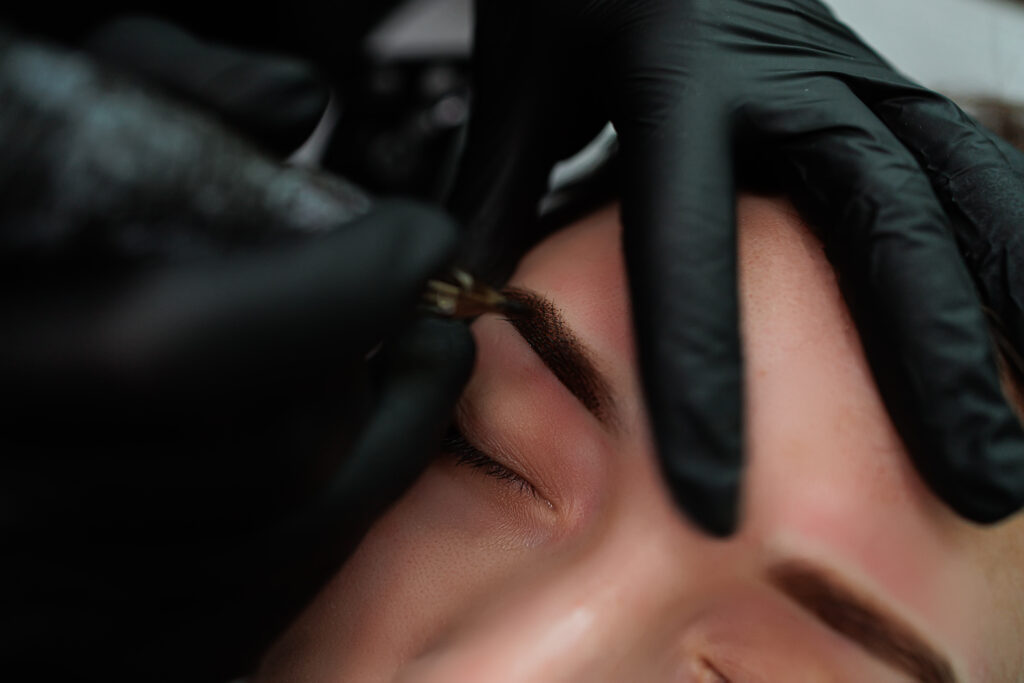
[824,0,1024,149]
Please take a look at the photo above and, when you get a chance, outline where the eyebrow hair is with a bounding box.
[769,561,957,683]
[500,287,615,425]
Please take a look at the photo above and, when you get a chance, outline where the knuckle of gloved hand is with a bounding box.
[811,159,944,255]
[875,93,1001,178]
[838,154,930,216]
[875,90,961,137]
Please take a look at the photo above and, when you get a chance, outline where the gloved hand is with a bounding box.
[0,32,473,681]
[449,0,1024,536]
[82,15,330,156]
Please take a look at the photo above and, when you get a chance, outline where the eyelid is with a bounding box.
[442,427,541,500]
[443,426,562,513]
[457,314,614,520]
[452,398,572,508]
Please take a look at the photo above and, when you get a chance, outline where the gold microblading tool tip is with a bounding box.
[422,268,529,320]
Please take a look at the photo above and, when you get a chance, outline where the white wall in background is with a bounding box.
[823,0,1024,103]
[367,0,472,59]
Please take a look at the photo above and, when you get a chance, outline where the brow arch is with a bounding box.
[768,561,957,683]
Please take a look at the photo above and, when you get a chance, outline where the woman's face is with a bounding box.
[257,197,1024,682]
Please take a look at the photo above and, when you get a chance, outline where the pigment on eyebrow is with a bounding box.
[501,287,613,424]
[769,562,957,683]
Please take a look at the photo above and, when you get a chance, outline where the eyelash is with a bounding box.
[441,428,539,499]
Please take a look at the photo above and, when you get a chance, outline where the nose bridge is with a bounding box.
[499,455,747,678]
[403,481,743,682]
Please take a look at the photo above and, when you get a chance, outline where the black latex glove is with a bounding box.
[449,0,1024,536]
[84,15,330,156]
[0,32,473,681]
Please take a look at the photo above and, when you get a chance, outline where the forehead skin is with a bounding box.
[256,196,1024,682]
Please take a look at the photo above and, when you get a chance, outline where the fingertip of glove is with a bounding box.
[661,461,741,538]
[681,491,740,539]
[649,409,744,538]
[938,475,1023,526]
[954,501,1020,526]
[909,419,1024,526]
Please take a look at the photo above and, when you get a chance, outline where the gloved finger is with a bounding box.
[751,78,1024,522]
[869,91,1024,351]
[447,86,555,282]
[320,316,475,535]
[0,34,362,260]
[617,97,744,537]
[448,4,604,283]
[84,15,329,155]
[4,200,459,414]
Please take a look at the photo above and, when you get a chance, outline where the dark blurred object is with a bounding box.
[1,2,404,87]
[324,0,473,201]
[3,1,475,199]
[84,16,330,157]
[324,58,470,200]
[0,25,474,682]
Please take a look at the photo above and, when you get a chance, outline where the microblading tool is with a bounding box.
[421,268,530,320]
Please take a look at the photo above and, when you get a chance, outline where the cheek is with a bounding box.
[257,465,558,681]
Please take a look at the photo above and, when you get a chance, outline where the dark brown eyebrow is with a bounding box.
[769,561,958,683]
[500,287,615,426]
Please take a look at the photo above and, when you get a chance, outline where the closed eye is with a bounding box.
[442,427,540,499]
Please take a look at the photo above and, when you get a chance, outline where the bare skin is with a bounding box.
[257,196,1024,682]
